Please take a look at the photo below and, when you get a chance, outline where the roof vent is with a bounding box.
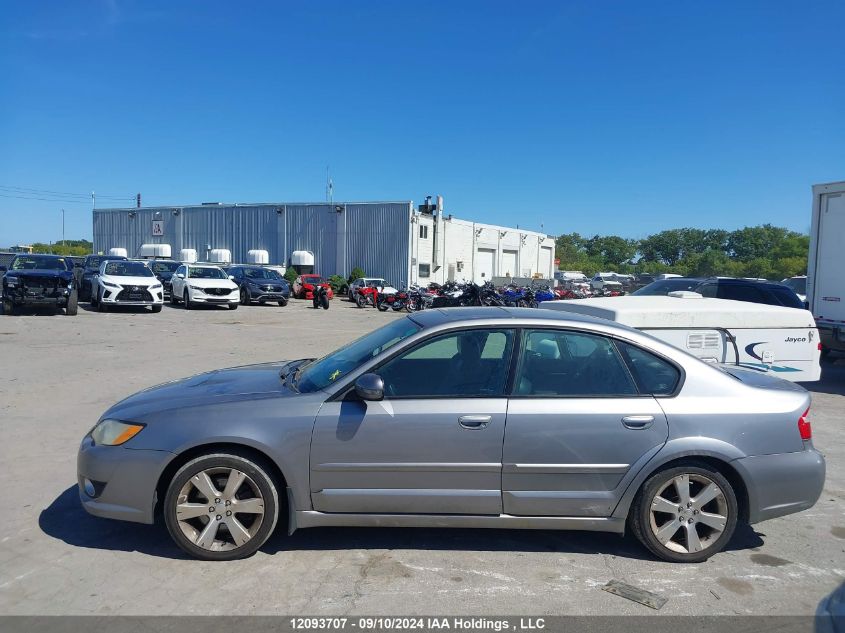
[668,291,704,299]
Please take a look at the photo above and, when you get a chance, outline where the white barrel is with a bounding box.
[179,249,198,263]
[138,243,172,259]
[108,247,128,257]
[209,248,232,264]
[247,249,269,264]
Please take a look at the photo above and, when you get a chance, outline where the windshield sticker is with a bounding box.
[329,369,342,381]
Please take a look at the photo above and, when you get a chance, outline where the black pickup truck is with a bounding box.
[1,254,78,315]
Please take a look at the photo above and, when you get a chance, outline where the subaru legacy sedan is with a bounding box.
[78,308,825,562]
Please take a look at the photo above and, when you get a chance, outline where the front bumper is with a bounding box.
[100,291,164,306]
[77,435,174,524]
[4,289,71,307]
[248,287,290,301]
[733,448,826,524]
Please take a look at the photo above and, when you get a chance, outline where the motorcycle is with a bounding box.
[312,285,330,309]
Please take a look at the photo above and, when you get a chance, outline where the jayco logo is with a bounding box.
[785,336,806,343]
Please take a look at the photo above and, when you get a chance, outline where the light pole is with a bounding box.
[61,209,65,248]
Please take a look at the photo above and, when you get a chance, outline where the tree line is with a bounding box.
[556,224,808,280]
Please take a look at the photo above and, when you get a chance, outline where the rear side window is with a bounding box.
[513,329,637,397]
[717,283,768,304]
[616,341,681,396]
[769,286,804,309]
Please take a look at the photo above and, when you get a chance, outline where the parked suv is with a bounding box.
[1,254,78,315]
[590,272,624,292]
[77,254,127,302]
[170,264,239,310]
[694,278,804,309]
[228,265,290,306]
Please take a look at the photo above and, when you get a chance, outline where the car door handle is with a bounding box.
[459,415,492,429]
[622,415,655,430]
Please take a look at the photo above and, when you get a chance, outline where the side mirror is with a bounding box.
[229,275,235,280]
[354,373,384,401]
[176,273,185,279]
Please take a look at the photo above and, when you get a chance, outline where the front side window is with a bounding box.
[514,329,637,397]
[376,329,514,398]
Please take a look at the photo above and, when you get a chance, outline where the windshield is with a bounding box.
[632,279,701,296]
[11,256,67,271]
[783,277,806,295]
[297,318,421,393]
[244,267,282,280]
[188,266,227,279]
[151,261,180,274]
[303,276,324,284]
[365,279,387,287]
[105,261,154,277]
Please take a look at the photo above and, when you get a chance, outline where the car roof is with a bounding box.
[408,306,634,330]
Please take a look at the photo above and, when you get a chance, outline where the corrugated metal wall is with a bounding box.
[93,202,412,283]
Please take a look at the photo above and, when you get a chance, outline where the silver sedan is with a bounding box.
[78,307,825,561]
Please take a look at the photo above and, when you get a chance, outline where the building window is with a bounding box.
[419,225,429,239]
[418,263,431,278]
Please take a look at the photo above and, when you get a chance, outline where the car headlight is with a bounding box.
[90,419,145,446]
[150,283,162,290]
[102,281,120,288]
[188,285,202,291]
[6,278,17,286]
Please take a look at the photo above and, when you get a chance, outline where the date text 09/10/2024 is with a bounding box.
[289,617,546,631]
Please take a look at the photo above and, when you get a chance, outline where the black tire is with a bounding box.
[240,288,250,306]
[170,289,179,305]
[151,304,162,313]
[97,290,108,313]
[184,290,193,310]
[377,300,389,312]
[65,289,78,316]
[163,452,280,561]
[629,462,738,563]
[355,293,366,308]
[820,346,832,361]
[320,294,329,310]
[278,298,288,307]
[2,297,14,315]
[228,303,238,310]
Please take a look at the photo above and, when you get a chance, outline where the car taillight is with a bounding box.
[798,407,812,441]
[818,342,822,351]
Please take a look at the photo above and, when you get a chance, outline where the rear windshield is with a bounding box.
[105,262,154,277]
[782,278,806,296]
[632,279,700,296]
[11,256,68,271]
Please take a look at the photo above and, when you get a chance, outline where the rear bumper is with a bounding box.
[733,449,826,524]
[77,436,173,524]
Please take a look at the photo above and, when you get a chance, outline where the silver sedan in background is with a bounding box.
[77,308,825,561]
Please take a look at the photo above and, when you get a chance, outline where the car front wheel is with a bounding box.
[629,462,737,563]
[163,453,280,561]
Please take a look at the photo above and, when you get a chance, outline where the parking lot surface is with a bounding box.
[0,300,843,615]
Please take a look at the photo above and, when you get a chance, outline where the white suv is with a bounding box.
[590,272,624,292]
[92,260,164,313]
[170,264,239,310]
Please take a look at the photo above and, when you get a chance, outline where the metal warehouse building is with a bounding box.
[93,197,555,287]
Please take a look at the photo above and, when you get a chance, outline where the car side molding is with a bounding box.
[290,510,626,534]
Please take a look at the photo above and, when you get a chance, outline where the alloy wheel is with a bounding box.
[174,467,265,552]
[648,473,728,554]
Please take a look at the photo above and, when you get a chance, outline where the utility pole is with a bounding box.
[61,209,65,247]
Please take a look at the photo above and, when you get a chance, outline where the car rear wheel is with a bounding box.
[163,453,280,561]
[2,297,14,315]
[170,289,179,305]
[630,463,737,563]
[240,288,250,306]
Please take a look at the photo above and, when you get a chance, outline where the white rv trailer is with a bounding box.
[807,180,845,354]
[540,293,821,382]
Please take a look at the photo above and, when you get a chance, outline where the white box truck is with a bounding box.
[540,293,821,382]
[807,180,845,355]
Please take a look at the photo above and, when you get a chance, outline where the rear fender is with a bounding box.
[610,437,747,520]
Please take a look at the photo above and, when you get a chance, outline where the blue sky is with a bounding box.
[1,0,843,245]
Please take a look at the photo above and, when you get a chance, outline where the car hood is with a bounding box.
[5,269,72,280]
[186,277,237,288]
[102,361,299,421]
[101,275,159,286]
